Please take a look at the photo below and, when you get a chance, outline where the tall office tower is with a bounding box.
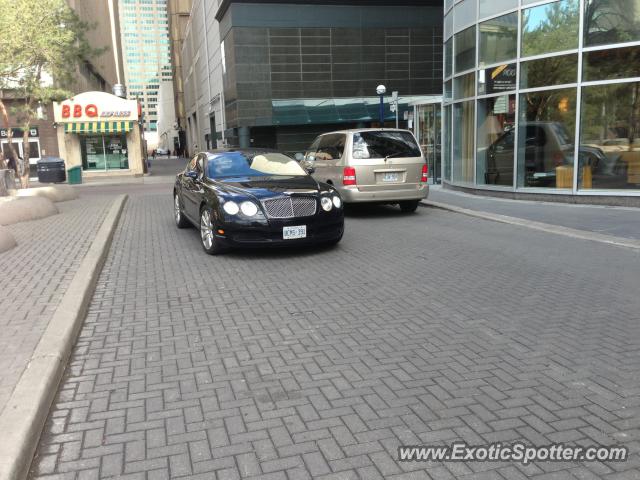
[119,0,174,142]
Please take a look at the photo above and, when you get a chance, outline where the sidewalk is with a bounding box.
[426,185,640,241]
[0,195,114,418]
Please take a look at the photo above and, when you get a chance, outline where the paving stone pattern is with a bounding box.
[0,196,113,416]
[30,196,640,479]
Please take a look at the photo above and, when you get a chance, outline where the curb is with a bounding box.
[422,200,640,251]
[0,194,128,480]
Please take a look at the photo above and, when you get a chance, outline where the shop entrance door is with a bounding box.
[416,103,442,184]
[81,134,128,171]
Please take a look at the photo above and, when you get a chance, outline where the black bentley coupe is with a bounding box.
[173,149,344,254]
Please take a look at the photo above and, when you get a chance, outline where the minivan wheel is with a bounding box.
[399,200,419,213]
[200,208,225,255]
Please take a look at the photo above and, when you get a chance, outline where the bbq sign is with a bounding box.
[54,91,139,123]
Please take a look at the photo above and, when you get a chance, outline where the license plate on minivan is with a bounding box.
[383,172,399,182]
[283,225,307,240]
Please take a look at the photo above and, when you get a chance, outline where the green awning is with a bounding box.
[64,121,134,134]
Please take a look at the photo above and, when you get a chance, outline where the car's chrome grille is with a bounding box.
[262,196,317,219]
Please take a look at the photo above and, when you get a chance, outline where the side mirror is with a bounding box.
[185,170,198,179]
[304,165,316,175]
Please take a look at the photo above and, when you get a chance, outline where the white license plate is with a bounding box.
[283,225,307,240]
[383,172,399,182]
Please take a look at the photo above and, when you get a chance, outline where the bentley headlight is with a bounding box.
[223,201,240,215]
[240,201,258,217]
[332,195,342,209]
[321,197,333,212]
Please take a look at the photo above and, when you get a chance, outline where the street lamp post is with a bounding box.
[376,85,386,127]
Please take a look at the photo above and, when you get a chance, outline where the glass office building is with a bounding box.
[119,0,173,133]
[443,0,640,197]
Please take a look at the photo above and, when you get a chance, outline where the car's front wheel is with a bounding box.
[174,193,190,228]
[399,200,419,213]
[200,207,225,255]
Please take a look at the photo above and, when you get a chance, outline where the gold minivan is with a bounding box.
[301,129,429,212]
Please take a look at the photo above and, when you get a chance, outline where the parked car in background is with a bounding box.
[301,129,429,212]
[156,148,170,156]
[174,149,344,254]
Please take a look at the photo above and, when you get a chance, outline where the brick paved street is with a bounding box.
[0,196,114,417]
[30,193,640,479]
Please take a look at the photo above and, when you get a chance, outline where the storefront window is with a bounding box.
[579,82,640,190]
[517,88,577,188]
[521,0,580,58]
[417,104,442,184]
[81,134,129,171]
[479,13,518,67]
[584,0,640,47]
[453,100,475,183]
[454,72,476,100]
[454,26,476,73]
[443,105,452,182]
[520,53,578,89]
[583,46,640,82]
[477,95,516,186]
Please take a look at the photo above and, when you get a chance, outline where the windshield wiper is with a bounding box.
[384,152,406,162]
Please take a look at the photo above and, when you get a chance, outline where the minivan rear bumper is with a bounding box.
[338,184,429,203]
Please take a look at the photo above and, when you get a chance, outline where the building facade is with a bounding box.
[119,0,175,145]
[443,0,640,200]
[168,0,193,154]
[181,0,443,155]
[181,0,226,156]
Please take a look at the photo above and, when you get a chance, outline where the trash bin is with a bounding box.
[67,165,82,185]
[37,156,66,183]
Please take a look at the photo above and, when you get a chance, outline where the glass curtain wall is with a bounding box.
[443,0,640,194]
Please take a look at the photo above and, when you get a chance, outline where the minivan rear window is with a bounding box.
[352,131,422,159]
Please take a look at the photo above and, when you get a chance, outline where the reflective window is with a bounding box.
[579,82,640,190]
[477,94,516,186]
[583,46,640,81]
[445,11,454,40]
[444,80,453,102]
[585,0,640,47]
[521,0,580,58]
[445,38,453,78]
[454,26,476,73]
[454,72,476,100]
[444,105,452,181]
[480,0,517,19]
[454,0,477,31]
[520,54,578,89]
[479,13,518,67]
[517,88,577,188]
[479,63,517,95]
[453,100,475,183]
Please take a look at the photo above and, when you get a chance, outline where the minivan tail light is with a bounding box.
[343,167,357,186]
[421,164,428,183]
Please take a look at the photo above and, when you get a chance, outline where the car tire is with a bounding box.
[399,200,419,213]
[200,207,225,255]
[174,193,190,228]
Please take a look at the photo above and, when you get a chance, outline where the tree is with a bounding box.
[0,0,102,188]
